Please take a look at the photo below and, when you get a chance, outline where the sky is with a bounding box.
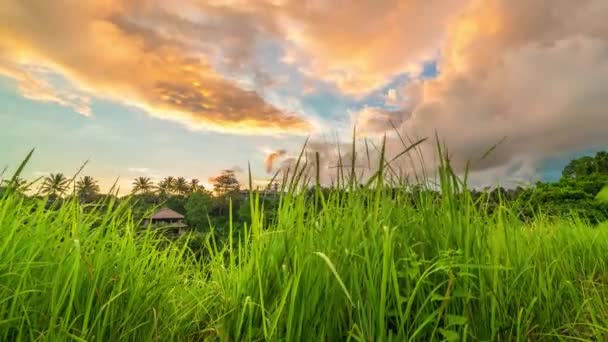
[1,0,607,193]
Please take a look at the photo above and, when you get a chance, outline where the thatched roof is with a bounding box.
[150,207,185,220]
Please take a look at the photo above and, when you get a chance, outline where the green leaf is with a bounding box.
[596,185,608,203]
[446,314,468,326]
[439,328,460,341]
[313,252,354,307]
[431,293,450,301]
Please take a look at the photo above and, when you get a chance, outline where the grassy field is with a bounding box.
[1,151,608,341]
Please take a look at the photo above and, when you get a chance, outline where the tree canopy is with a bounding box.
[76,176,100,202]
[562,151,608,179]
[211,170,240,196]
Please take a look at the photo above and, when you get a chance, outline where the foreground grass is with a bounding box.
[2,172,608,340]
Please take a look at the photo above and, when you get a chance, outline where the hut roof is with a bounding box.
[150,207,185,220]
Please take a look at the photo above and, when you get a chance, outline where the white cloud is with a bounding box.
[0,60,92,116]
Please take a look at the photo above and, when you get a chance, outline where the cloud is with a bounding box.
[231,165,244,173]
[3,0,607,186]
[352,81,422,136]
[346,0,608,186]
[385,89,398,106]
[127,167,152,174]
[0,0,469,133]
[0,59,91,116]
[352,107,407,136]
[119,0,469,96]
[264,149,287,173]
[277,0,468,95]
[0,0,310,134]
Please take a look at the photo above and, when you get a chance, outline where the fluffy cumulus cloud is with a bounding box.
[0,0,471,134]
[353,80,423,136]
[349,0,608,186]
[0,0,310,134]
[278,0,467,95]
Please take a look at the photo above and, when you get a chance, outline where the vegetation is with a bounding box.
[40,173,68,197]
[1,146,608,340]
[76,176,101,203]
[211,169,240,196]
[132,176,154,195]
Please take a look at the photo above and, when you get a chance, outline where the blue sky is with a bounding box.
[0,75,308,191]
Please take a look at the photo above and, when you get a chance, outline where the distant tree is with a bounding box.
[41,173,68,197]
[174,177,190,195]
[562,156,596,179]
[562,152,608,179]
[211,170,240,196]
[76,176,100,202]
[189,178,203,193]
[185,190,214,232]
[157,177,176,197]
[596,151,608,174]
[0,177,30,194]
[166,196,187,215]
[132,177,154,194]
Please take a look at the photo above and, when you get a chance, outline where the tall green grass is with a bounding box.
[2,143,608,341]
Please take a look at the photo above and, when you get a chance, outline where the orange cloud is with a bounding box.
[0,0,473,126]
[264,149,287,173]
[277,0,468,95]
[0,0,310,134]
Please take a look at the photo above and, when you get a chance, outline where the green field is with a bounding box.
[2,150,608,341]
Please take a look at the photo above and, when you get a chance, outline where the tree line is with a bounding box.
[2,151,608,233]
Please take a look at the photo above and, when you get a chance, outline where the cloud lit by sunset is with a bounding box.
[1,0,607,191]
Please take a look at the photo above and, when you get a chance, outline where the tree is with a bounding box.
[166,196,187,215]
[41,173,68,197]
[0,177,30,194]
[185,190,214,232]
[174,177,190,195]
[189,178,203,193]
[211,170,240,196]
[76,176,100,202]
[562,156,595,179]
[132,177,154,194]
[157,177,176,197]
[595,151,608,174]
[562,152,608,179]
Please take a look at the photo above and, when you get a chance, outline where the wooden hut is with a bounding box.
[143,207,188,236]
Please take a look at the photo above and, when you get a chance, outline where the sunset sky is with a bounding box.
[1,0,607,192]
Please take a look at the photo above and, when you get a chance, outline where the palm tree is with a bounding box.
[157,177,176,196]
[132,177,154,194]
[189,178,203,193]
[1,177,30,193]
[0,177,29,192]
[174,177,189,195]
[76,176,100,202]
[41,173,68,197]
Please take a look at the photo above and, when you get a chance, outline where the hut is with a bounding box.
[143,207,188,236]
